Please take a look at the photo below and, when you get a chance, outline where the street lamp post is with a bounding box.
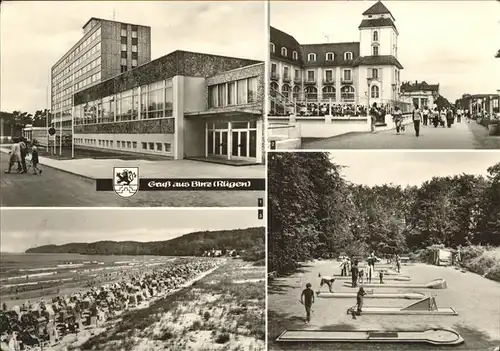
[367,77,373,109]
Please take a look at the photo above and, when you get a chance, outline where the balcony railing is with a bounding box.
[305,78,317,85]
[323,78,335,85]
[341,78,353,84]
[341,93,355,101]
[294,77,301,84]
[283,75,291,83]
[270,72,280,81]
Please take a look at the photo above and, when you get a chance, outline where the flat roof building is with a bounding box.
[51,18,151,130]
[72,50,265,164]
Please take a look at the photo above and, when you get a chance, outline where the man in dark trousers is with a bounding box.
[412,103,422,137]
[19,137,28,174]
[351,260,359,288]
[300,283,315,324]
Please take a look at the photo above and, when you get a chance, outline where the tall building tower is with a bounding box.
[50,18,151,132]
[356,1,403,108]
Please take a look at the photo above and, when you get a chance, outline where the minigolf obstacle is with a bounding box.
[346,297,458,316]
[317,291,426,300]
[333,275,411,281]
[276,328,464,345]
[343,278,447,289]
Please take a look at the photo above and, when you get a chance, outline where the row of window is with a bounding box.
[75,138,171,153]
[121,58,138,67]
[273,83,382,100]
[121,28,139,39]
[121,43,138,53]
[208,77,259,109]
[74,79,174,125]
[54,27,102,74]
[271,83,356,101]
[53,42,101,85]
[272,66,401,84]
[270,43,355,62]
[54,57,102,95]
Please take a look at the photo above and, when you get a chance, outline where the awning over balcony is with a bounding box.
[185,107,261,120]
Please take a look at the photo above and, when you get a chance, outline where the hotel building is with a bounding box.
[72,51,265,164]
[270,1,405,116]
[50,18,151,133]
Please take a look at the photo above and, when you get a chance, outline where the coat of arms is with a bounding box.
[113,167,139,198]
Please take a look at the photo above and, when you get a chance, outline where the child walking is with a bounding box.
[31,145,42,175]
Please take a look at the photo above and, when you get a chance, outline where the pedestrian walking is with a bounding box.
[370,102,379,134]
[423,106,429,126]
[412,103,422,137]
[4,138,22,174]
[300,283,315,324]
[31,145,42,175]
[19,137,28,174]
[393,106,403,134]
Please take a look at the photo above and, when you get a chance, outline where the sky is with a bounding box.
[0,209,263,253]
[330,151,500,186]
[271,0,500,102]
[0,1,265,113]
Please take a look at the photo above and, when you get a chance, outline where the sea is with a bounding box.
[0,252,172,282]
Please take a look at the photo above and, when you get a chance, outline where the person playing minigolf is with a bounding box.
[300,283,315,324]
[366,252,378,283]
[349,286,367,319]
[351,260,359,288]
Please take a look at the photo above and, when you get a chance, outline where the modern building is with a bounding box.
[50,18,151,133]
[72,51,265,164]
[400,81,440,109]
[269,1,404,116]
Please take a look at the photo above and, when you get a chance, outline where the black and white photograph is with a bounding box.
[268,0,500,150]
[0,208,265,351]
[268,151,500,350]
[0,1,265,207]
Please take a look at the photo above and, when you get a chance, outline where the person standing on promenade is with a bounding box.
[370,103,379,134]
[412,103,422,137]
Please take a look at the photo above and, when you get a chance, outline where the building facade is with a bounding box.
[270,1,404,116]
[400,81,439,109]
[72,51,264,164]
[51,18,151,132]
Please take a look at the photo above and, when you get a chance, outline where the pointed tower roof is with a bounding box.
[362,1,394,19]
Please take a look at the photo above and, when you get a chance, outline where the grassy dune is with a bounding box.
[77,259,265,351]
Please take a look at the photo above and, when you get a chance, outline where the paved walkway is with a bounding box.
[0,147,264,180]
[302,120,500,149]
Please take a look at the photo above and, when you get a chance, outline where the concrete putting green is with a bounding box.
[333,275,411,281]
[346,297,458,316]
[276,328,464,345]
[343,278,447,289]
[316,291,426,299]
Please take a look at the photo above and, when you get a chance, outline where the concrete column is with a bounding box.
[173,75,185,160]
[256,119,263,164]
[137,86,142,120]
[228,122,233,160]
[205,121,208,158]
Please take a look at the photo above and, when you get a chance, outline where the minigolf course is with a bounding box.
[343,278,447,289]
[276,328,464,345]
[316,291,426,300]
[347,297,458,316]
[333,275,411,281]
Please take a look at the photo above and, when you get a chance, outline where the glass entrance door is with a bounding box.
[232,130,249,158]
